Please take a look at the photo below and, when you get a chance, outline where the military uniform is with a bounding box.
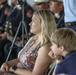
[3,2,34,61]
[4,4,33,38]
[0,1,10,34]
[4,6,22,37]
[0,1,10,67]
[54,10,65,29]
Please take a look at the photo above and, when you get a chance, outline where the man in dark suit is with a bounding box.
[0,0,33,66]
[0,0,10,67]
[2,1,33,62]
[0,0,10,33]
[49,0,64,28]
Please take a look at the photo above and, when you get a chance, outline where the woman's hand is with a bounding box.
[1,62,10,72]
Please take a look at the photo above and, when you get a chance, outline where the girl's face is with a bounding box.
[29,14,41,34]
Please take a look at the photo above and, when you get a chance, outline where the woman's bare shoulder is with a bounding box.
[39,43,51,52]
[38,43,52,60]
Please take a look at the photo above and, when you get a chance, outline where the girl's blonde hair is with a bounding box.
[34,10,57,46]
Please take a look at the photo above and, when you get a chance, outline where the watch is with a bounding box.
[12,66,17,71]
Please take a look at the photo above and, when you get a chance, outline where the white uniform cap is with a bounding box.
[34,0,50,4]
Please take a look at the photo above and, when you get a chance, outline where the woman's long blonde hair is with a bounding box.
[34,10,57,46]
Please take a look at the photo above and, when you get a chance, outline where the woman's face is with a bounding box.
[29,14,41,34]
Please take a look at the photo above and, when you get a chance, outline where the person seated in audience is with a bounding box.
[0,0,10,67]
[0,0,34,63]
[49,0,64,28]
[49,28,76,75]
[0,10,57,75]
[0,0,10,28]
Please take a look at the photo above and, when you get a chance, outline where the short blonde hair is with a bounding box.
[34,10,57,46]
[51,28,76,52]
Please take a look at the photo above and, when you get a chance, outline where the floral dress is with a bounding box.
[17,40,41,70]
[0,40,41,75]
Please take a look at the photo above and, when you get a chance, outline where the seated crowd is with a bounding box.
[0,0,76,75]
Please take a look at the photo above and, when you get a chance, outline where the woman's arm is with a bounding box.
[11,43,53,75]
[1,58,19,71]
[6,58,19,67]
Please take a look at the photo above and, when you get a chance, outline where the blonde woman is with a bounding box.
[0,10,57,75]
